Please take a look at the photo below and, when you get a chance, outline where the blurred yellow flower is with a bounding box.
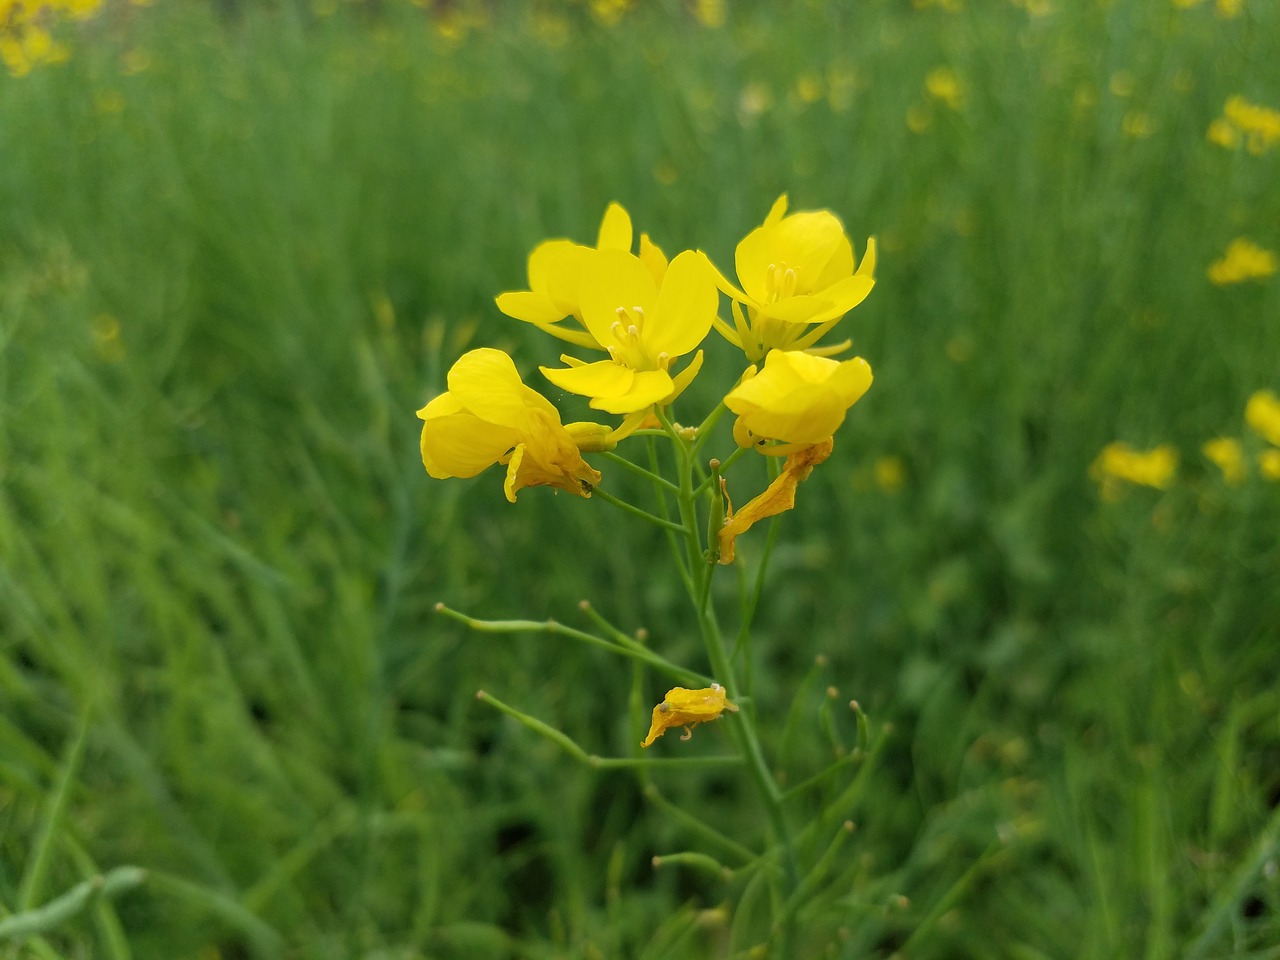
[1090,442,1178,500]
[1245,390,1280,447]
[717,439,833,564]
[692,0,725,28]
[875,455,906,492]
[1207,238,1278,285]
[1216,0,1243,17]
[1210,96,1280,154]
[712,194,877,361]
[1202,437,1245,485]
[496,203,655,350]
[539,248,719,414]
[641,684,738,747]
[418,348,604,502]
[1259,449,1280,482]
[725,349,873,453]
[925,67,963,110]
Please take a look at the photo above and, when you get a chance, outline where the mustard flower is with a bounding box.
[1207,238,1278,285]
[724,349,873,454]
[418,348,604,502]
[1202,437,1246,485]
[1259,449,1280,482]
[1245,390,1280,448]
[1090,442,1178,500]
[712,194,876,361]
[640,684,738,748]
[539,248,719,415]
[717,439,832,564]
[496,203,668,350]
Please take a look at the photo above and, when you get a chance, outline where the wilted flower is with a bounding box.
[418,348,604,502]
[641,684,738,747]
[716,439,833,564]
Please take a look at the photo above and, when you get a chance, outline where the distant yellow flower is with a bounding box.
[1208,238,1278,285]
[1202,437,1246,485]
[925,67,963,110]
[712,194,876,361]
[1245,390,1280,447]
[874,455,906,492]
[692,0,726,28]
[1211,96,1280,154]
[539,248,719,414]
[418,348,604,502]
[640,684,738,747]
[497,203,667,350]
[717,439,833,564]
[1090,442,1178,500]
[1259,449,1280,482]
[725,349,873,454]
[1216,0,1243,16]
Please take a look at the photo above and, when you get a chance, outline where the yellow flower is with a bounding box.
[1245,390,1280,447]
[1208,238,1278,285]
[717,439,833,564]
[1090,442,1178,500]
[1212,96,1280,154]
[925,66,963,111]
[539,248,719,415]
[496,203,668,350]
[1259,449,1280,482]
[640,684,738,747]
[417,348,604,502]
[1202,437,1246,485]
[724,349,873,454]
[712,194,876,361]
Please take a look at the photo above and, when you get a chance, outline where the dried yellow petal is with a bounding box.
[640,684,738,748]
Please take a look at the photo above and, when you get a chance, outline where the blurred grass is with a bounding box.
[2,0,1279,956]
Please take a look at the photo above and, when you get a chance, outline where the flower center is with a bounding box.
[604,305,668,370]
[764,262,799,303]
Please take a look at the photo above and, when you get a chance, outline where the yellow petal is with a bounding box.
[589,369,674,414]
[577,250,660,348]
[445,349,529,426]
[541,358,636,398]
[717,439,833,563]
[419,405,520,479]
[597,202,633,252]
[664,350,704,405]
[495,290,567,324]
[647,250,719,358]
[638,233,669,286]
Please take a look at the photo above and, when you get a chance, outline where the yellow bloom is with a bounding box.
[1090,442,1178,500]
[496,203,668,350]
[1202,437,1246,485]
[724,349,873,453]
[640,684,738,748]
[417,348,603,502]
[717,439,833,564]
[1213,96,1280,155]
[712,194,876,361]
[925,66,963,111]
[1208,238,1278,285]
[1245,390,1280,447]
[1259,449,1280,482]
[539,248,718,414]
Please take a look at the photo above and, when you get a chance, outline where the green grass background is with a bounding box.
[2,0,1279,956]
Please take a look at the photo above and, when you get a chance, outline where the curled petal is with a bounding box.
[641,684,738,747]
[717,439,834,563]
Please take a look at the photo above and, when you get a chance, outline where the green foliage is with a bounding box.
[2,0,1279,956]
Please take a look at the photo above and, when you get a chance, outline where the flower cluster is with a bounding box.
[1207,237,1278,285]
[1092,390,1280,498]
[418,196,877,553]
[0,0,101,78]
[1207,95,1280,155]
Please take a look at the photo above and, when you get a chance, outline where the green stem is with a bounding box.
[435,604,708,685]
[593,486,686,533]
[601,451,680,494]
[476,691,741,770]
